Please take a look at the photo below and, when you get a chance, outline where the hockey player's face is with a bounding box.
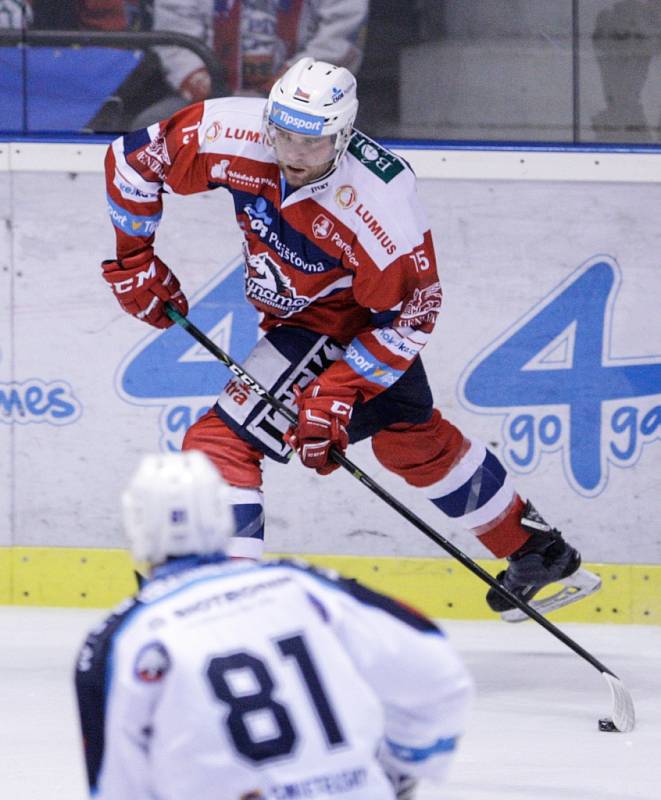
[271,128,336,187]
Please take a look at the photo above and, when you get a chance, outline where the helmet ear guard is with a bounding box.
[264,57,359,169]
[122,451,234,568]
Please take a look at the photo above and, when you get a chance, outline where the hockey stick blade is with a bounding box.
[602,672,636,732]
[501,568,602,623]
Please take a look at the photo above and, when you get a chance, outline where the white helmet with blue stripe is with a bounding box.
[122,451,234,568]
[265,57,359,169]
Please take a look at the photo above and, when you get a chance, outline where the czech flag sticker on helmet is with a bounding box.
[270,102,325,136]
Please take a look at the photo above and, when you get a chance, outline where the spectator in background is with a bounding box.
[592,0,661,142]
[132,0,369,127]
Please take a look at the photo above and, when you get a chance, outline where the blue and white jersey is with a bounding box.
[75,557,473,800]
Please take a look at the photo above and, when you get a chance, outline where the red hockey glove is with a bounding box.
[284,383,354,476]
[101,252,188,329]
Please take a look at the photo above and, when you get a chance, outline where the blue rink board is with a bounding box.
[0,47,143,132]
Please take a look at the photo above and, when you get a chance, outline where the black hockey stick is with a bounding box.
[165,302,635,732]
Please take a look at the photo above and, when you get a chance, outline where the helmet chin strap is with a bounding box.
[310,159,338,184]
[331,122,353,167]
[301,123,353,179]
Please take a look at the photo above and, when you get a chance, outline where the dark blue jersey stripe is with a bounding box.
[231,189,346,274]
[122,128,151,155]
[74,597,142,793]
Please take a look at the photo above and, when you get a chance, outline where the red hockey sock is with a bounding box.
[182,409,264,488]
[474,494,529,558]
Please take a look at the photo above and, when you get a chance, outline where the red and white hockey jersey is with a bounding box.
[105,96,442,401]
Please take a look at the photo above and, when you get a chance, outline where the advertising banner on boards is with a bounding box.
[2,168,660,563]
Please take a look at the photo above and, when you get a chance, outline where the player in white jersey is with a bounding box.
[74,451,474,800]
[101,57,599,617]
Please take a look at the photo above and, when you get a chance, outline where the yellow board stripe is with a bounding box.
[0,547,659,624]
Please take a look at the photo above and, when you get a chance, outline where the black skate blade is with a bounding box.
[501,568,602,623]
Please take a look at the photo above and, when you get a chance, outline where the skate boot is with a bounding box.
[486,501,601,622]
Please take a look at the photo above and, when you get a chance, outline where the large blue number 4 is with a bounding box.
[461,258,661,493]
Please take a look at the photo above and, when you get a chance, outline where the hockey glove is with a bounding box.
[101,252,188,329]
[284,383,354,475]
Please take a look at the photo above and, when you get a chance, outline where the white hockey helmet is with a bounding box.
[264,57,359,168]
[122,451,234,567]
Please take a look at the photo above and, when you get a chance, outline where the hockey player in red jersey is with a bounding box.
[101,57,600,616]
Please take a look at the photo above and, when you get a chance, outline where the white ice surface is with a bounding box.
[0,608,658,800]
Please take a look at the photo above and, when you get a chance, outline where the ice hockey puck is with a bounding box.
[598,717,618,732]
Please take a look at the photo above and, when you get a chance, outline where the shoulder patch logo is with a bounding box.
[335,184,357,209]
[348,133,405,183]
[134,641,171,683]
[205,121,223,142]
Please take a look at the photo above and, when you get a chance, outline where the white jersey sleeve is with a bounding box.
[290,564,475,782]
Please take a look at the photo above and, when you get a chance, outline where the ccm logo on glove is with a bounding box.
[285,383,354,475]
[111,260,159,294]
[102,252,188,329]
[328,400,353,416]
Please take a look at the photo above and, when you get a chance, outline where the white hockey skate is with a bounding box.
[500,566,602,623]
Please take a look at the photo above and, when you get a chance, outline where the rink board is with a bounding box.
[1,141,660,611]
[0,546,659,624]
